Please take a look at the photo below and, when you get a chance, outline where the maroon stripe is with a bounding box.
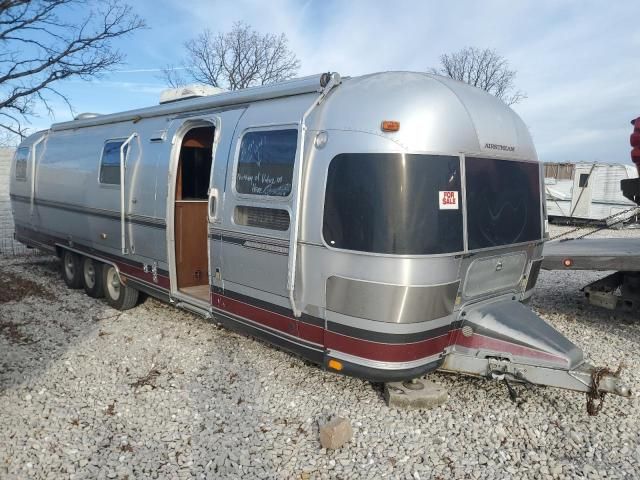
[118,262,170,290]
[452,330,565,363]
[212,293,325,346]
[298,322,324,345]
[326,331,450,362]
[213,293,298,337]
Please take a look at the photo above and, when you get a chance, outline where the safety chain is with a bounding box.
[548,206,640,242]
[586,364,623,416]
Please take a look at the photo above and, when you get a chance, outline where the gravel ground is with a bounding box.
[0,227,639,479]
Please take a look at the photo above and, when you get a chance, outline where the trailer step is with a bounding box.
[175,301,212,319]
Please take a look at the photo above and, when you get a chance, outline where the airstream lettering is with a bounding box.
[9,72,630,403]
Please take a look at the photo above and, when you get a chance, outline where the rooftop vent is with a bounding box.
[75,112,101,120]
[159,84,226,104]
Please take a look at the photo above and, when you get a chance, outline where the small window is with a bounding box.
[99,140,128,185]
[234,206,290,231]
[578,173,589,188]
[14,147,29,181]
[236,129,298,196]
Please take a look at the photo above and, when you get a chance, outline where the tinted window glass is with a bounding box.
[14,147,29,181]
[323,153,463,255]
[100,140,127,185]
[236,129,297,196]
[465,157,541,249]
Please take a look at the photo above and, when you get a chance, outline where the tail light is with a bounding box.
[631,117,640,174]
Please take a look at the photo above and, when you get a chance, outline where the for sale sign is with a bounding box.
[439,191,459,210]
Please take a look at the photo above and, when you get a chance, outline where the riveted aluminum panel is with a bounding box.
[326,276,459,324]
[463,252,526,298]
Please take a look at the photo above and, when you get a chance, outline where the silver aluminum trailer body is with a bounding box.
[9,71,629,400]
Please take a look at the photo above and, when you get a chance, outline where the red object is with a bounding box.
[631,117,640,174]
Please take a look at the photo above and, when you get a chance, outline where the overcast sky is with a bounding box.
[36,0,640,164]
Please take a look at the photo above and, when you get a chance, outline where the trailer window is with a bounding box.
[234,206,290,231]
[14,147,29,181]
[578,173,589,188]
[323,153,463,255]
[99,140,128,185]
[236,129,297,196]
[465,157,542,250]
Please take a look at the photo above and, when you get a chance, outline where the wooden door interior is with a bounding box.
[175,126,215,299]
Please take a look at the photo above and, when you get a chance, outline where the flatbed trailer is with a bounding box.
[542,138,640,311]
[542,237,640,272]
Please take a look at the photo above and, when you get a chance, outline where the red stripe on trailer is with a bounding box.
[117,262,170,290]
[213,293,299,338]
[297,321,325,345]
[326,331,450,362]
[452,330,565,364]
[211,292,325,346]
[212,291,451,362]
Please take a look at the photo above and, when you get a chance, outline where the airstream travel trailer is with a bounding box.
[9,72,630,404]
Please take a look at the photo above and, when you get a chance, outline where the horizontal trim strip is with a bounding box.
[213,309,325,366]
[212,286,324,327]
[210,228,289,245]
[326,330,450,363]
[327,319,462,344]
[10,194,166,229]
[212,292,324,348]
[216,234,289,255]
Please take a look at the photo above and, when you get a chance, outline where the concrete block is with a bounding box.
[319,417,353,449]
[384,379,448,410]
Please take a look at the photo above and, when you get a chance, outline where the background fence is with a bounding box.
[0,147,34,257]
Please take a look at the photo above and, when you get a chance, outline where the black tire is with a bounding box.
[61,250,83,289]
[102,264,139,310]
[82,257,104,298]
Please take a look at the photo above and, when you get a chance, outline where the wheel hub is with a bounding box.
[84,262,95,288]
[64,255,75,278]
[107,269,120,298]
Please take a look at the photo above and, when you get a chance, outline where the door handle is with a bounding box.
[208,187,219,223]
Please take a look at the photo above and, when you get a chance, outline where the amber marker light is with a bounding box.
[381,120,400,132]
[563,258,573,268]
[328,359,343,371]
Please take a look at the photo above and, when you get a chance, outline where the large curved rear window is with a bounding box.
[323,153,463,255]
[465,157,542,249]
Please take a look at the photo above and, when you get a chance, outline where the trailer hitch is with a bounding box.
[586,364,625,416]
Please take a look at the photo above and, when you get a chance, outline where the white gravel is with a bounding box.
[1,228,639,479]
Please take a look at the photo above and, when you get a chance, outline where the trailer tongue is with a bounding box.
[503,117,640,412]
[438,297,631,413]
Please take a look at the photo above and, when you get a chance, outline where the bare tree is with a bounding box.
[0,0,145,140]
[429,47,526,106]
[164,22,300,91]
[161,64,187,89]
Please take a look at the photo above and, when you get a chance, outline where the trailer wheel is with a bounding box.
[82,257,104,298]
[102,265,139,310]
[61,250,83,289]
